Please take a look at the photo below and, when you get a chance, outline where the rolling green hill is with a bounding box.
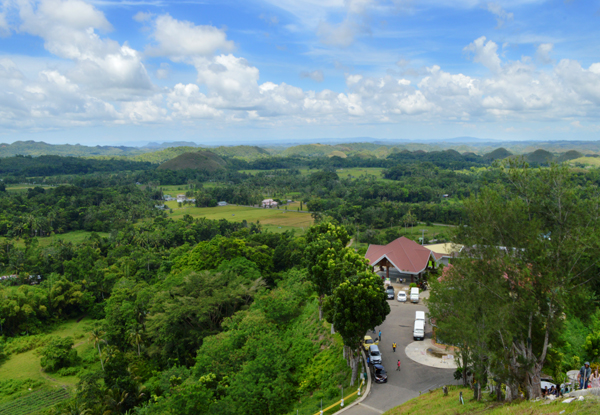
[482,147,512,161]
[0,141,144,158]
[557,150,583,162]
[210,145,271,159]
[157,151,227,172]
[525,149,555,164]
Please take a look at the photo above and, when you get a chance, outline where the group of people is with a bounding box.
[578,362,600,389]
[542,385,561,397]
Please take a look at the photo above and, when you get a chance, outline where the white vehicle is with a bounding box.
[410,287,420,303]
[369,345,382,365]
[415,311,425,322]
[413,320,425,340]
[397,291,407,302]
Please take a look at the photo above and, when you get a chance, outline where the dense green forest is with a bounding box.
[1,146,600,414]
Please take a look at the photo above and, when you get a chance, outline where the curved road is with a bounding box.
[343,285,455,414]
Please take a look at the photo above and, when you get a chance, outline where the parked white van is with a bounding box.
[413,320,425,341]
[415,311,425,322]
[410,287,420,303]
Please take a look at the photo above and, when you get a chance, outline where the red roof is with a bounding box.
[365,237,435,275]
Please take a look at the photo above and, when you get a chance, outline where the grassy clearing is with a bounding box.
[0,317,97,404]
[0,231,109,248]
[570,157,600,167]
[384,385,598,415]
[163,203,313,233]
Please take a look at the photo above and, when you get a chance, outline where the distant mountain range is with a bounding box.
[2,139,600,163]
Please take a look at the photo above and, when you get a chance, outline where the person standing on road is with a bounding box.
[378,330,382,342]
[392,342,397,352]
[396,360,401,371]
[579,362,591,389]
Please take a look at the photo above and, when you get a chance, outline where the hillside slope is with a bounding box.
[157,151,227,172]
[384,386,597,415]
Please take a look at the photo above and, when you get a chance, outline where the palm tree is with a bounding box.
[88,328,106,371]
[102,388,129,415]
[128,326,144,356]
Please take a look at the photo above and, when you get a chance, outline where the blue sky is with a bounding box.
[0,0,599,145]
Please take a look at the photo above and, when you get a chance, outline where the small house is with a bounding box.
[262,199,278,208]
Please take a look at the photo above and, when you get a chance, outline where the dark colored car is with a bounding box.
[371,364,388,383]
[386,286,395,299]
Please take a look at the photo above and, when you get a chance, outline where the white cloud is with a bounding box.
[487,2,514,28]
[146,14,234,60]
[194,54,260,106]
[18,0,153,97]
[121,95,167,123]
[317,19,360,47]
[464,36,502,73]
[0,58,24,80]
[155,63,170,80]
[535,43,553,64]
[133,11,153,23]
[300,69,324,82]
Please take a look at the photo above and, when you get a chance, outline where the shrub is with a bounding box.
[57,367,80,376]
[40,337,79,373]
[409,283,417,288]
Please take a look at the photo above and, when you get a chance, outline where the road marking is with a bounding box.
[358,403,385,414]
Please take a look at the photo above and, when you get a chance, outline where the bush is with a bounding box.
[409,283,417,288]
[57,366,80,376]
[40,337,79,373]
[0,378,44,397]
[5,334,56,355]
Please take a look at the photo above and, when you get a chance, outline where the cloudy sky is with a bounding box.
[0,0,599,145]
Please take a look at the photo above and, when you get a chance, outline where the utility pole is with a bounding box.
[420,229,427,245]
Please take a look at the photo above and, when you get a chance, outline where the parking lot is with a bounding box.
[342,283,456,414]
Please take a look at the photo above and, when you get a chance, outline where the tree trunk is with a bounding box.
[331,323,335,335]
[350,349,360,387]
[97,344,104,371]
[318,296,323,321]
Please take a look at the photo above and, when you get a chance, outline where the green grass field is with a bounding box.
[0,231,109,248]
[0,317,96,388]
[163,203,313,233]
[570,157,600,167]
[384,385,598,415]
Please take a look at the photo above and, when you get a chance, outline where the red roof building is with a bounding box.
[365,236,437,281]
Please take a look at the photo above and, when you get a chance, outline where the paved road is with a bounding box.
[343,284,455,414]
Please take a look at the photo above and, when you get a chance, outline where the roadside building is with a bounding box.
[365,236,437,283]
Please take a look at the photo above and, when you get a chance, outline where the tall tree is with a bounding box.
[88,328,106,371]
[433,162,600,399]
[323,271,390,385]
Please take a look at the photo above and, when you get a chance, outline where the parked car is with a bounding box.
[397,291,407,302]
[413,320,425,341]
[410,287,420,303]
[415,311,425,322]
[369,345,382,365]
[386,286,395,299]
[363,335,378,351]
[370,364,388,383]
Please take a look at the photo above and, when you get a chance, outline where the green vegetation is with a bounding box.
[0,388,71,415]
[429,162,600,400]
[157,151,227,172]
[384,386,598,415]
[2,143,600,414]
